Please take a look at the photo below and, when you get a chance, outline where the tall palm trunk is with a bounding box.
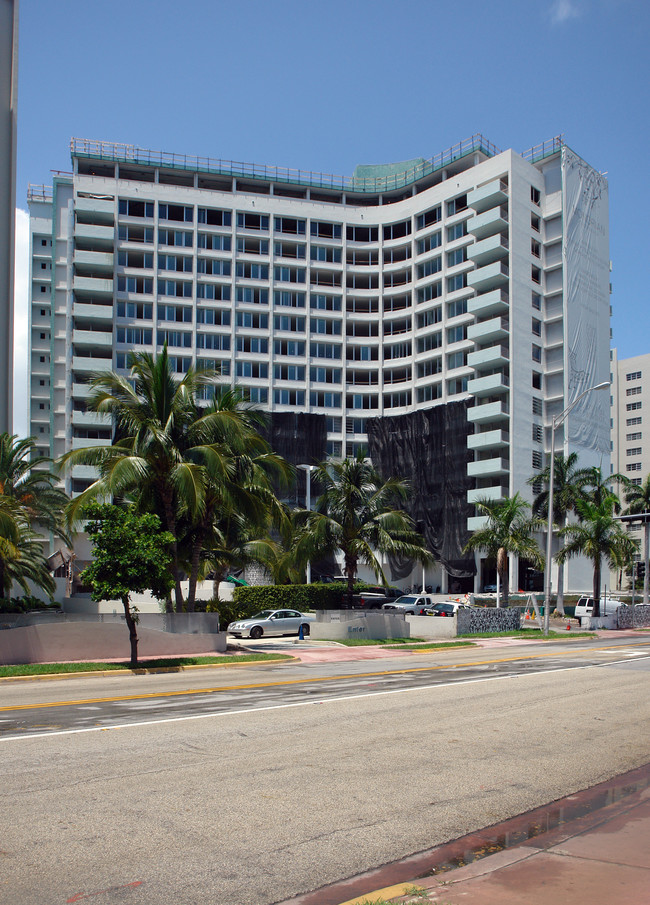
[497,547,508,608]
[187,522,207,612]
[161,487,184,613]
[555,535,566,615]
[344,553,356,608]
[593,556,602,617]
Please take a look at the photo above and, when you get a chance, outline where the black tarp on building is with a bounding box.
[367,401,476,579]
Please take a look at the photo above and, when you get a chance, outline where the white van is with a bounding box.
[574,596,625,621]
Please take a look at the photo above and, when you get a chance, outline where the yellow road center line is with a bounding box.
[1,640,648,713]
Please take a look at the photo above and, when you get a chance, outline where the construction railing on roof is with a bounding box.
[70,134,503,194]
[27,184,53,202]
[520,135,564,163]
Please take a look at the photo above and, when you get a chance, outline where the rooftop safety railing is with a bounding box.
[70,134,504,194]
[27,184,53,202]
[520,135,564,163]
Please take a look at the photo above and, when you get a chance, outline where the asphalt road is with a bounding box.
[1,639,649,905]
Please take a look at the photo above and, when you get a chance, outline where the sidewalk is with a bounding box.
[279,763,650,905]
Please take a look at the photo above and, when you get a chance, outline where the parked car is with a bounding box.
[381,594,436,615]
[346,586,403,609]
[227,609,315,639]
[482,583,498,593]
[426,601,475,617]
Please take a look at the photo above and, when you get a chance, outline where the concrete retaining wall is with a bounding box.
[406,615,457,638]
[0,613,227,665]
[311,610,409,640]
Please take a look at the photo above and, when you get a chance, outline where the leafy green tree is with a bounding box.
[529,452,592,615]
[296,451,431,608]
[625,474,650,605]
[463,493,544,607]
[558,496,638,617]
[81,504,174,666]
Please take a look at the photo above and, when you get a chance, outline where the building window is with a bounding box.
[627,462,642,472]
[383,220,411,241]
[626,432,642,441]
[447,298,468,319]
[447,247,467,267]
[237,262,269,280]
[274,389,305,406]
[116,327,152,345]
[447,377,468,396]
[237,212,269,231]
[532,424,543,443]
[310,221,342,240]
[273,339,305,356]
[157,330,192,348]
[237,336,268,354]
[626,371,642,381]
[119,199,154,218]
[627,402,642,411]
[158,304,192,323]
[310,294,341,312]
[274,314,305,332]
[531,239,541,258]
[198,283,231,301]
[236,361,268,379]
[275,290,306,308]
[311,318,341,336]
[236,237,268,255]
[310,390,341,408]
[531,187,541,206]
[626,417,642,426]
[235,287,266,304]
[532,450,543,469]
[532,318,542,336]
[532,292,542,310]
[274,216,306,235]
[417,281,442,304]
[447,222,467,242]
[274,265,305,284]
[197,308,230,326]
[241,387,268,404]
[416,383,442,404]
[531,214,540,232]
[416,233,442,256]
[161,229,194,248]
[532,397,543,415]
[310,366,341,384]
[310,245,341,263]
[310,342,341,359]
[447,274,468,293]
[416,206,441,231]
[198,207,232,227]
[447,351,467,370]
[417,307,442,329]
[447,194,467,216]
[627,447,643,456]
[532,344,542,362]
[626,386,642,396]
[159,203,193,223]
[237,311,268,329]
[346,225,378,242]
[532,266,541,284]
[532,372,542,390]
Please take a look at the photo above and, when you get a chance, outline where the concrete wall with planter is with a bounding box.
[62,581,234,614]
[0,613,226,665]
[311,610,409,640]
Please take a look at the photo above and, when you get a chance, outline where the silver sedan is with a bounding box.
[227,609,316,640]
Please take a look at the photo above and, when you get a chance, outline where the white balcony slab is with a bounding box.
[467,344,509,370]
[467,456,509,477]
[468,179,508,213]
[467,262,509,293]
[467,429,509,451]
[468,289,509,317]
[467,400,509,423]
[467,372,509,396]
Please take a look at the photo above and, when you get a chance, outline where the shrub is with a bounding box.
[0,595,59,613]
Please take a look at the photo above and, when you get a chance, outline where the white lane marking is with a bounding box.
[2,656,649,744]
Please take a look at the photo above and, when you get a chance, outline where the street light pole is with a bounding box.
[543,381,609,635]
[297,464,317,584]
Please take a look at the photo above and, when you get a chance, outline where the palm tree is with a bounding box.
[61,349,273,612]
[558,496,638,616]
[0,433,69,542]
[625,475,650,605]
[0,496,56,598]
[529,452,591,615]
[463,493,544,608]
[296,451,431,608]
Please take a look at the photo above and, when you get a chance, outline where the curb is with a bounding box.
[0,654,297,684]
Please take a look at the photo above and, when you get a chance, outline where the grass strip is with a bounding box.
[0,653,289,678]
[458,629,595,640]
[322,638,475,650]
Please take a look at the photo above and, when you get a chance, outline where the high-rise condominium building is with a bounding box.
[28,135,611,594]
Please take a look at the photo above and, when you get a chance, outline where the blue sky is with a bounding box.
[13,0,650,427]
